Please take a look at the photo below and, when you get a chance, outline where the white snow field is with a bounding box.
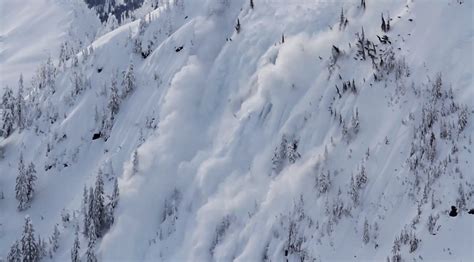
[0,0,99,88]
[0,0,473,261]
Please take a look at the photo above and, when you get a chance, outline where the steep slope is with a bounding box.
[0,0,100,88]
[0,0,473,261]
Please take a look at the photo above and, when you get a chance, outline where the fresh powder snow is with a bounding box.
[0,0,473,261]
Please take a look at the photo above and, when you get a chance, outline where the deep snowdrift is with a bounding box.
[0,0,473,261]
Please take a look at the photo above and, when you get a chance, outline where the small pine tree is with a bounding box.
[339,8,345,30]
[132,150,139,174]
[363,218,370,244]
[83,185,90,236]
[108,79,121,119]
[16,154,29,211]
[349,175,359,205]
[21,216,39,262]
[381,14,387,32]
[103,78,121,140]
[16,74,26,131]
[1,86,15,138]
[85,239,97,262]
[356,164,367,189]
[355,27,366,60]
[37,235,47,260]
[50,224,60,253]
[457,105,468,133]
[456,183,466,212]
[71,229,81,262]
[111,178,120,209]
[87,187,95,238]
[7,240,22,262]
[93,174,105,237]
[26,163,37,204]
[387,14,391,31]
[287,140,301,164]
[121,63,136,98]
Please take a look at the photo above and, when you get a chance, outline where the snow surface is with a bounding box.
[0,0,99,88]
[1,0,473,261]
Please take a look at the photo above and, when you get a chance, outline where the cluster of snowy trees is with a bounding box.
[1,75,27,138]
[7,217,39,262]
[271,135,301,174]
[99,63,136,140]
[390,227,420,262]
[7,217,61,262]
[84,0,144,23]
[0,56,59,138]
[133,17,153,58]
[408,75,470,200]
[80,174,120,260]
[349,163,368,206]
[58,41,77,69]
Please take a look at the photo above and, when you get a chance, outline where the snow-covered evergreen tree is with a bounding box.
[1,86,16,138]
[93,173,105,237]
[16,74,26,131]
[26,163,37,203]
[15,154,30,211]
[87,186,95,238]
[50,224,60,253]
[7,240,22,262]
[363,218,370,244]
[71,229,81,262]
[132,150,139,175]
[111,177,120,209]
[36,235,47,260]
[108,79,120,117]
[85,239,97,262]
[121,63,136,98]
[21,216,39,262]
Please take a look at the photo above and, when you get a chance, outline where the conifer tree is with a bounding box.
[16,74,25,131]
[50,224,60,253]
[121,63,136,98]
[83,185,90,236]
[287,140,301,164]
[363,218,370,244]
[107,78,121,121]
[86,216,97,262]
[26,163,37,204]
[37,235,47,260]
[16,154,29,211]
[381,14,387,32]
[339,8,345,30]
[21,216,39,262]
[7,240,22,262]
[85,239,97,262]
[87,187,95,238]
[111,178,120,209]
[71,229,81,262]
[1,86,15,138]
[132,150,139,175]
[93,174,105,237]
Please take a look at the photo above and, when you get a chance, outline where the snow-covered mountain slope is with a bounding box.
[1,0,473,261]
[0,0,100,88]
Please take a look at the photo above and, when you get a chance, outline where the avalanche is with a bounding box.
[0,0,473,261]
